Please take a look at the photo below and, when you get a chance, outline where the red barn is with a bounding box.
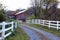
[15,10,27,22]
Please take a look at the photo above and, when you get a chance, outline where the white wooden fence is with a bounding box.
[0,21,17,40]
[26,19,60,30]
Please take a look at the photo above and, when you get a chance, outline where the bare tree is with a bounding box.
[31,0,40,18]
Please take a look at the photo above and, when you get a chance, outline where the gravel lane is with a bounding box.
[19,24,60,40]
[20,24,41,40]
[24,24,60,40]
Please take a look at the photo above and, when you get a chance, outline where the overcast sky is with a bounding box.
[0,0,60,11]
[0,0,31,11]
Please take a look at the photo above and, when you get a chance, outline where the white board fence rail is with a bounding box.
[0,21,17,40]
[26,19,60,30]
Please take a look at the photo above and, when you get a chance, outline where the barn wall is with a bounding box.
[16,13,26,20]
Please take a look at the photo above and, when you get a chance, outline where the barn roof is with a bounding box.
[15,9,27,15]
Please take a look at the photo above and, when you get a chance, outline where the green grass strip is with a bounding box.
[5,28,29,40]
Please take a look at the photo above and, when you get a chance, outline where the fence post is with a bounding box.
[43,20,45,26]
[57,21,59,30]
[34,19,35,24]
[32,19,34,24]
[31,19,34,24]
[2,22,6,40]
[35,19,37,24]
[37,19,39,24]
[11,22,14,32]
[38,19,40,24]
[48,21,51,28]
[35,19,36,24]
[39,19,40,24]
[15,22,17,29]
[36,19,38,24]
[27,20,28,23]
[30,20,31,24]
[31,19,33,24]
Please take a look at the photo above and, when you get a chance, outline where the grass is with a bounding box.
[5,28,29,40]
[27,24,60,37]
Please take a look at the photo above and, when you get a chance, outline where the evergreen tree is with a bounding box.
[0,3,6,22]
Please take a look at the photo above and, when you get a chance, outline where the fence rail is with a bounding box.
[26,19,60,30]
[0,21,17,40]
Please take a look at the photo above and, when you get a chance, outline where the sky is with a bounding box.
[57,0,60,8]
[0,0,60,11]
[0,0,31,11]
